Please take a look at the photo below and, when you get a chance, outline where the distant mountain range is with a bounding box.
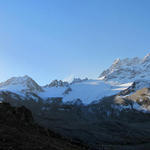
[0,75,131,104]
[1,53,150,105]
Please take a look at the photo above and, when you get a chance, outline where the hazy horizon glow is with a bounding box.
[0,0,150,85]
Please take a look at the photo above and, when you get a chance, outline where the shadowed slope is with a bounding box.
[0,102,90,150]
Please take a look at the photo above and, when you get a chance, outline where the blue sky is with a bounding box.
[0,0,150,85]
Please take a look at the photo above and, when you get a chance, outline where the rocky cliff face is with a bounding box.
[99,53,150,84]
[45,80,69,87]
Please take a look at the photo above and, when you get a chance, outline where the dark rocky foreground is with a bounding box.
[0,102,90,150]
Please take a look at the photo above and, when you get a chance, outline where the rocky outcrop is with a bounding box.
[45,80,69,87]
[71,78,88,84]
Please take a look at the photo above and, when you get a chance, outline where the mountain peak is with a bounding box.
[71,77,88,84]
[45,80,69,87]
[112,58,120,66]
[23,75,31,79]
[99,53,150,83]
[0,75,43,93]
[142,53,150,63]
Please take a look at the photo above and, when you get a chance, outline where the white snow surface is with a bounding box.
[39,80,131,104]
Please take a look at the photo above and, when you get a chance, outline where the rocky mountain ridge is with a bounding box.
[99,53,150,83]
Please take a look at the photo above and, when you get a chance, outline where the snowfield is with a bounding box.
[39,80,132,104]
[0,76,132,104]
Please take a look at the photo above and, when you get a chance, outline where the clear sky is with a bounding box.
[0,0,150,85]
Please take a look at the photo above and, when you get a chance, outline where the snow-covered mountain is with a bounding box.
[99,53,150,83]
[1,53,150,104]
[0,75,131,104]
[0,75,43,93]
